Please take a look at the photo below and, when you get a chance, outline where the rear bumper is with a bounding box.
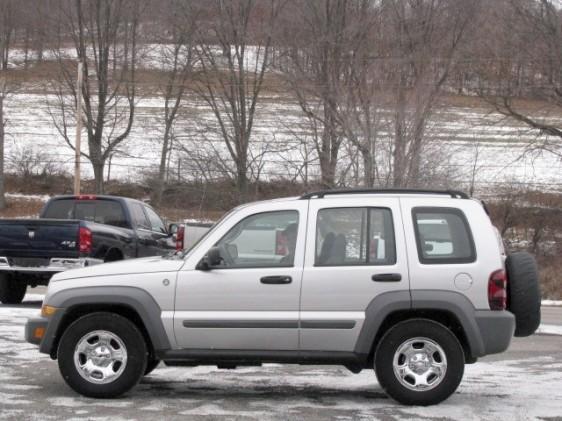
[0,256,103,274]
[475,310,516,355]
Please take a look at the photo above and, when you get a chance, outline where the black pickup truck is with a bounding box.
[0,195,178,304]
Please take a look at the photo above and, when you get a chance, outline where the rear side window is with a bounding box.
[315,207,396,266]
[413,207,476,264]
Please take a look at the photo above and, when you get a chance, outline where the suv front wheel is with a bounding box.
[374,319,465,406]
[57,312,147,398]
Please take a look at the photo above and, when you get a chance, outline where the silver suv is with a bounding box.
[25,189,541,405]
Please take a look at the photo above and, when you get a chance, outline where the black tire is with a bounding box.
[57,312,147,398]
[0,274,27,304]
[144,357,160,375]
[505,252,541,337]
[374,319,465,406]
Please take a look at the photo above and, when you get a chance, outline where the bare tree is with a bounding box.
[48,0,143,193]
[150,2,198,207]
[0,78,7,210]
[279,0,358,188]
[0,1,16,71]
[384,0,478,187]
[477,0,562,158]
[189,0,283,201]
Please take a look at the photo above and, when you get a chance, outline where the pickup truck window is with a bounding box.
[130,203,151,230]
[144,206,167,234]
[43,199,74,219]
[75,201,129,228]
[43,199,129,229]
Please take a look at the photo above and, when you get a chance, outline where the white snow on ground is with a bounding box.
[542,300,562,306]
[536,324,562,335]
[4,193,51,202]
[3,92,562,193]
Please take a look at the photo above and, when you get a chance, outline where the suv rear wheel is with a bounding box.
[374,319,465,406]
[57,312,147,398]
[0,274,27,304]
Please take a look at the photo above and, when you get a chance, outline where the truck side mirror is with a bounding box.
[168,223,179,236]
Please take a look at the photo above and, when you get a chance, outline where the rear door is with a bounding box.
[299,196,409,351]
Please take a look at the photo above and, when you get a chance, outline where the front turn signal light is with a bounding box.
[33,327,46,340]
[41,305,59,318]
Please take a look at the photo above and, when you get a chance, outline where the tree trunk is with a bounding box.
[0,95,5,210]
[362,147,374,187]
[92,161,105,194]
[153,130,171,207]
[236,151,249,202]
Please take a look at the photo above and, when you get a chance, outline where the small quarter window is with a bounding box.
[413,207,476,264]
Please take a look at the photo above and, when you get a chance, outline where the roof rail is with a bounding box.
[299,188,469,200]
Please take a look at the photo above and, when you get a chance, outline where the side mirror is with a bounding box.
[207,246,222,266]
[168,223,179,236]
[197,246,222,270]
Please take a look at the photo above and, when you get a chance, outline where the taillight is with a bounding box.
[488,269,507,310]
[79,227,92,253]
[176,225,185,251]
[275,230,287,255]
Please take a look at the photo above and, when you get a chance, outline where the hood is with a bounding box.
[50,255,185,282]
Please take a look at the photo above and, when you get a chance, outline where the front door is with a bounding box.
[174,200,308,350]
[299,196,409,352]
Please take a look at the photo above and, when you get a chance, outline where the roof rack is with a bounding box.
[299,188,469,200]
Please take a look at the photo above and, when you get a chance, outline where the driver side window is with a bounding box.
[214,210,299,268]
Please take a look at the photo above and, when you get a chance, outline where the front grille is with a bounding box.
[9,257,51,267]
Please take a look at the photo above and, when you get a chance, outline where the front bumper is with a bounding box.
[0,256,103,273]
[475,310,516,355]
[25,317,49,346]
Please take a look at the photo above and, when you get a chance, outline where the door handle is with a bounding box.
[372,273,402,282]
[260,276,292,285]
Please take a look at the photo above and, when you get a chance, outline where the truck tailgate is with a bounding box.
[0,219,81,260]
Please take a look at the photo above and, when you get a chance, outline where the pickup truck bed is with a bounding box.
[0,195,177,304]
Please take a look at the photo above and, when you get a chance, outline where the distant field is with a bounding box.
[4,91,562,194]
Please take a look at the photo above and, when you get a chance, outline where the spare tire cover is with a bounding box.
[505,252,541,337]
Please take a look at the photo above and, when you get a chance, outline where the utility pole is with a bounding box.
[74,61,83,195]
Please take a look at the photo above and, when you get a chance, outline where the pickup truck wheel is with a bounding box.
[374,319,465,406]
[0,274,27,304]
[144,358,160,375]
[57,312,147,398]
[505,252,541,337]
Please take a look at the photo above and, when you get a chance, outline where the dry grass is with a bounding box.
[538,258,562,300]
[0,197,44,219]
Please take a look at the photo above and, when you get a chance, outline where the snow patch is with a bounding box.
[5,193,51,202]
[542,300,562,306]
[536,324,562,336]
